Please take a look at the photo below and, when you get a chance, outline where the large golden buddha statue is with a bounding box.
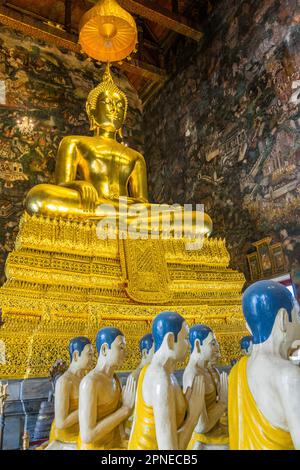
[0,59,246,383]
[25,65,212,237]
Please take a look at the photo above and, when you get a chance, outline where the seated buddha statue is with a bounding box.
[240,335,253,356]
[124,333,154,438]
[46,336,93,450]
[229,280,300,450]
[25,65,212,238]
[78,327,136,450]
[128,311,205,450]
[183,325,229,450]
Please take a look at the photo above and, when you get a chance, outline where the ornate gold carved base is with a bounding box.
[0,214,246,378]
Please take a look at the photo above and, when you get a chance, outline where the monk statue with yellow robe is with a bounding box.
[229,280,300,450]
[240,335,253,356]
[183,325,229,450]
[131,333,154,382]
[24,65,212,238]
[129,311,205,450]
[124,333,154,439]
[78,327,136,450]
[46,336,93,450]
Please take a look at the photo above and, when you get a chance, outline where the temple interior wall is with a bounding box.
[143,0,300,280]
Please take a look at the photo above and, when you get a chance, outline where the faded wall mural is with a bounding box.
[144,0,300,281]
[0,26,143,285]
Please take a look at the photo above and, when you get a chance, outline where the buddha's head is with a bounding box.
[189,325,220,366]
[240,335,253,356]
[152,311,189,363]
[139,333,154,364]
[243,280,300,355]
[86,64,128,135]
[68,336,93,370]
[96,327,126,368]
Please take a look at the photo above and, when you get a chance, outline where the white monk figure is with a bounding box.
[240,335,253,356]
[229,280,300,450]
[183,325,228,450]
[47,336,93,450]
[129,311,205,450]
[124,333,154,438]
[78,327,136,450]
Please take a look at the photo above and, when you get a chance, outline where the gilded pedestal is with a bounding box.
[0,214,246,378]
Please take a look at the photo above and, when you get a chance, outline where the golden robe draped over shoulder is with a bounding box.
[49,398,78,444]
[128,364,187,450]
[77,375,126,450]
[187,388,228,449]
[228,357,294,450]
[128,365,157,450]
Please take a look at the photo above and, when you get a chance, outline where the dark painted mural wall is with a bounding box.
[144,0,300,281]
[0,26,143,285]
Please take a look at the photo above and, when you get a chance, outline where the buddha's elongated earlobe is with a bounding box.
[118,128,123,140]
[89,115,95,131]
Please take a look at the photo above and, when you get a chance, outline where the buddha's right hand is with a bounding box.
[66,181,98,212]
[122,375,136,414]
[188,375,205,421]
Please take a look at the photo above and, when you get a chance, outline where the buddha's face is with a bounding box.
[202,332,221,366]
[106,335,126,367]
[93,90,126,131]
[174,322,189,362]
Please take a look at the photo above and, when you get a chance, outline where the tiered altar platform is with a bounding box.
[0,214,246,378]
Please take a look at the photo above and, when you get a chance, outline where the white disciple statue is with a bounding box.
[129,311,205,450]
[229,280,300,450]
[183,325,229,450]
[124,333,154,438]
[240,335,253,356]
[78,327,136,450]
[46,336,93,450]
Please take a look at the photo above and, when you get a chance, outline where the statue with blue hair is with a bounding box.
[78,327,136,450]
[229,280,300,450]
[183,324,229,450]
[129,311,205,450]
[240,335,253,356]
[124,333,154,439]
[131,333,154,380]
[46,336,93,450]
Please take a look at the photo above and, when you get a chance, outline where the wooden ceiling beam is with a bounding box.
[88,0,203,41]
[0,5,166,83]
[119,59,166,82]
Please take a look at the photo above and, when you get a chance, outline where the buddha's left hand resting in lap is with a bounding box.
[25,65,212,236]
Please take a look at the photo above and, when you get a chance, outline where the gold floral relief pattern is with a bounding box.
[0,215,246,378]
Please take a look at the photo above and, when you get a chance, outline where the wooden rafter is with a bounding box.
[89,0,203,41]
[64,0,72,33]
[0,5,166,83]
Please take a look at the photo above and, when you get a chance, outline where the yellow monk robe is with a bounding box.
[49,398,78,444]
[128,365,187,450]
[77,376,127,450]
[228,357,294,450]
[187,389,228,449]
